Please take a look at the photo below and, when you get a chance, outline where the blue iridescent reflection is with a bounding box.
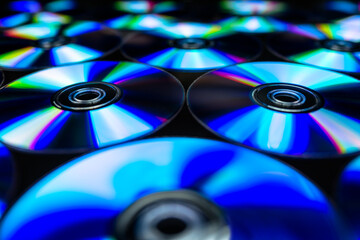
[0,138,347,239]
[0,143,13,219]
[339,155,360,239]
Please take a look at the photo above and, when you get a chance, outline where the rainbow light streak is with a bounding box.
[0,47,43,68]
[33,12,71,24]
[10,1,41,13]
[105,15,133,29]
[29,110,70,150]
[89,105,155,147]
[102,62,158,84]
[125,14,173,30]
[0,107,67,150]
[115,1,177,14]
[234,63,284,84]
[8,64,88,90]
[290,49,360,72]
[288,25,324,40]
[140,48,243,70]
[214,70,261,87]
[0,13,29,28]
[64,21,102,37]
[239,61,355,84]
[318,24,360,42]
[4,23,60,40]
[51,44,102,65]
[152,22,230,39]
[289,23,360,42]
[309,109,360,154]
[46,0,76,12]
[220,0,286,16]
[214,64,267,84]
[220,16,288,33]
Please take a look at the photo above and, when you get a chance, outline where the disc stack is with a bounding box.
[0,1,358,239]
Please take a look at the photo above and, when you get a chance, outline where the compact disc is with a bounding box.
[338,155,360,239]
[122,22,261,71]
[220,0,288,16]
[0,61,184,153]
[0,0,78,28]
[218,16,289,33]
[188,61,360,158]
[0,21,121,70]
[268,23,360,72]
[0,137,347,240]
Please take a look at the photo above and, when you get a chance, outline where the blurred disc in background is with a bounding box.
[122,22,261,71]
[0,137,348,240]
[268,23,360,73]
[0,21,121,70]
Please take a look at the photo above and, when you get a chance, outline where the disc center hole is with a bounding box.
[38,36,70,49]
[171,38,210,49]
[274,92,299,103]
[76,91,101,101]
[268,89,306,106]
[156,217,187,235]
[322,39,358,52]
[69,88,106,104]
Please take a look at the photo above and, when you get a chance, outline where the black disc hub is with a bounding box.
[52,82,122,111]
[321,39,360,52]
[251,83,323,113]
[36,36,72,49]
[114,191,228,240]
[170,38,211,49]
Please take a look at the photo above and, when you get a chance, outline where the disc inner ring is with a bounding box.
[69,88,106,104]
[170,38,211,49]
[251,83,323,113]
[267,89,306,107]
[36,36,72,49]
[114,190,228,240]
[320,39,359,52]
[52,82,122,112]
